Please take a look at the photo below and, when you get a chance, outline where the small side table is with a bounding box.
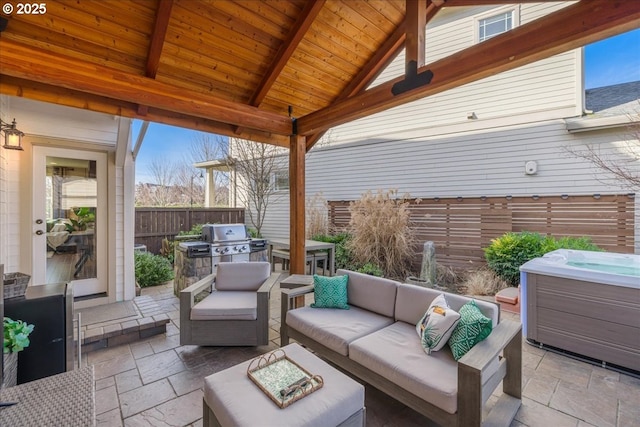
[280,274,314,289]
[280,274,313,308]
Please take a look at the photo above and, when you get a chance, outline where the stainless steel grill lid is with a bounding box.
[202,224,248,243]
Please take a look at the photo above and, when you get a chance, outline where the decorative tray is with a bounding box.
[247,349,323,409]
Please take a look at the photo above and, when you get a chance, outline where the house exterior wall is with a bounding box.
[325,2,581,146]
[0,95,136,304]
[243,3,638,254]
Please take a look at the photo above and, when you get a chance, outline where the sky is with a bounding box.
[134,29,640,184]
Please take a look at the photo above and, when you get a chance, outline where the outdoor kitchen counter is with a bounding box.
[268,238,335,276]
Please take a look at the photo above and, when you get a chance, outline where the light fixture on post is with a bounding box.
[1,118,24,151]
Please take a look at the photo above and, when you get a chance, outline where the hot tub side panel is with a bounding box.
[524,273,640,372]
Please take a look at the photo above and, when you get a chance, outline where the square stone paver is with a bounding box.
[95,385,120,415]
[122,389,202,427]
[119,378,176,418]
[137,349,186,385]
[115,369,143,394]
[549,380,618,427]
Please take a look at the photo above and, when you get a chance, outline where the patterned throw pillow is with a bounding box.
[447,300,493,361]
[311,275,349,309]
[415,294,461,354]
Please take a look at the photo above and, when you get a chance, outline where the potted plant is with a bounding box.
[3,317,34,388]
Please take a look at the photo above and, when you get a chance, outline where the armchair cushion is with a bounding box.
[215,261,271,291]
[191,291,257,321]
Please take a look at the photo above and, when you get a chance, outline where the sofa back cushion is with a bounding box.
[336,269,399,318]
[215,262,271,291]
[395,283,499,326]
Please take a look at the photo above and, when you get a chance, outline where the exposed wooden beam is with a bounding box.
[0,38,293,136]
[406,0,427,72]
[0,76,290,147]
[305,1,441,151]
[297,0,640,136]
[234,0,325,136]
[146,0,173,78]
[138,0,174,116]
[250,0,325,108]
[305,23,406,150]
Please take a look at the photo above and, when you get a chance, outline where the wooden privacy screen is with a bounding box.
[328,194,635,270]
[135,208,245,254]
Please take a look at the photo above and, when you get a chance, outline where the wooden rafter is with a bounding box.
[305,23,406,150]
[305,0,441,151]
[0,38,292,136]
[138,0,174,115]
[249,0,325,108]
[235,0,325,135]
[406,0,427,72]
[297,0,640,136]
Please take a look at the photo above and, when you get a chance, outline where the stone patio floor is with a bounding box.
[84,280,640,427]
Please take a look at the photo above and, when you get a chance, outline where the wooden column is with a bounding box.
[406,0,427,73]
[289,134,306,274]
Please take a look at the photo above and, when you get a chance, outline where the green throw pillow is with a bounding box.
[311,275,349,309]
[447,300,492,361]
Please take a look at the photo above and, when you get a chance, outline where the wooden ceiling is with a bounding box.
[1,0,639,148]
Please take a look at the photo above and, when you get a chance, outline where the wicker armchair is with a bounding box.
[180,262,278,346]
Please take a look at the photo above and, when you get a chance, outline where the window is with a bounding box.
[272,170,289,191]
[478,11,513,42]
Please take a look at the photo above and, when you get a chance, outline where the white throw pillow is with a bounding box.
[415,294,461,354]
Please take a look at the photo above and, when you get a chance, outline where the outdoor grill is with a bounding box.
[201,223,251,262]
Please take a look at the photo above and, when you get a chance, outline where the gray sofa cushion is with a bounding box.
[395,284,500,326]
[191,291,256,320]
[349,321,460,414]
[337,269,399,317]
[286,305,394,356]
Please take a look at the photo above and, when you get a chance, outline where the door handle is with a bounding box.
[35,230,44,235]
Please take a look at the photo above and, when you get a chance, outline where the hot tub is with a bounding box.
[520,249,640,373]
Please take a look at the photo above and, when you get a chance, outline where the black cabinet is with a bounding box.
[4,283,74,384]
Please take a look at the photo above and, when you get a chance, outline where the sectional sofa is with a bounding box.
[280,270,522,427]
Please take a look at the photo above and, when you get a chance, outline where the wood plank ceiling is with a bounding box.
[1,0,639,149]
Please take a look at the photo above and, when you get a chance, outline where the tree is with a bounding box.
[564,113,640,192]
[228,138,287,236]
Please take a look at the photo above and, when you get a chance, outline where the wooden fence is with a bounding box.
[329,194,636,270]
[135,208,245,254]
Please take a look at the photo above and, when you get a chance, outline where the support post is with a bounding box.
[289,134,306,275]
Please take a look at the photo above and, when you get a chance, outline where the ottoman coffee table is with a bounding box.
[203,343,365,427]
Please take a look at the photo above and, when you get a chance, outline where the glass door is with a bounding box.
[32,146,107,297]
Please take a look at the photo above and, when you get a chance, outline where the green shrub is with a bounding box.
[135,251,174,287]
[356,263,384,277]
[312,232,355,270]
[484,232,602,286]
[177,223,204,237]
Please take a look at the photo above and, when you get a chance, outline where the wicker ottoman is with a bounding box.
[203,343,365,427]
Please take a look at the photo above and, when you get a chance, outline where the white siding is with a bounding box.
[327,3,581,145]
[0,96,136,302]
[260,120,638,245]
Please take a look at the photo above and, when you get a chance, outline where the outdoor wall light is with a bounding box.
[1,118,24,151]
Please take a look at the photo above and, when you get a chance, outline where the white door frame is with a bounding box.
[32,146,108,297]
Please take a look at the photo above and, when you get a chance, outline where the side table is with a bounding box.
[280,274,314,309]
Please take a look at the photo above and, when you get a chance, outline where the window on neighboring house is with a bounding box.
[478,11,513,42]
[272,170,289,191]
